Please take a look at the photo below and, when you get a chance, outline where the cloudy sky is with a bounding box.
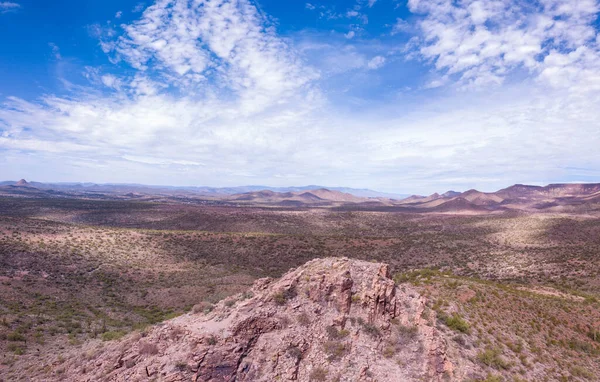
[1,0,599,194]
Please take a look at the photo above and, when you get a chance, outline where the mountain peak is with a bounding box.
[15,179,29,187]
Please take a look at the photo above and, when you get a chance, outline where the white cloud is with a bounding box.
[132,2,145,13]
[1,0,600,194]
[368,0,377,7]
[123,155,203,166]
[115,11,122,18]
[100,74,122,90]
[367,55,386,70]
[0,1,19,13]
[305,3,315,10]
[408,0,600,89]
[0,0,327,185]
[48,43,61,59]
[345,31,356,39]
[109,0,318,111]
[391,18,410,35]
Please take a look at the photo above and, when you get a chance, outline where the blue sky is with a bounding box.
[1,0,600,194]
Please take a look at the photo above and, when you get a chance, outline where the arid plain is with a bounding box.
[1,181,600,381]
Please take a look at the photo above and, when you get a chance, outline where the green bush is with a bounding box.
[476,347,510,370]
[442,313,470,333]
[7,331,25,342]
[101,330,126,341]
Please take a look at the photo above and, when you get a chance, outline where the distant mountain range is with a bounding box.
[394,183,600,213]
[2,180,600,213]
[0,180,409,199]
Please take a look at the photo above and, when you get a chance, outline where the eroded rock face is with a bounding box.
[47,258,457,381]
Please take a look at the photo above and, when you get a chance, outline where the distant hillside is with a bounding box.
[397,182,600,213]
[0,180,408,199]
[2,179,600,213]
[229,188,365,205]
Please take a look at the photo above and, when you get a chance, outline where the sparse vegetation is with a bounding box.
[441,313,470,333]
[101,331,126,341]
[310,366,328,381]
[138,341,159,355]
[361,323,381,338]
[323,340,348,361]
[273,287,297,305]
[477,347,510,370]
[1,195,600,381]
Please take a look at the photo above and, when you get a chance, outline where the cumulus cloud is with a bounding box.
[0,0,325,185]
[109,0,318,108]
[408,0,600,89]
[1,0,600,194]
[367,55,386,70]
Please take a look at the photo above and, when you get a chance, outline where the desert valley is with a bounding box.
[3,0,600,380]
[1,180,600,381]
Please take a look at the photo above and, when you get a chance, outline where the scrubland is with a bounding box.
[1,197,599,380]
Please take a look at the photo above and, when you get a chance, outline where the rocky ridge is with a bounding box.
[39,258,463,381]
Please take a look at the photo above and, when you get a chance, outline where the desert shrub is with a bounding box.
[570,365,593,379]
[326,326,349,340]
[453,334,470,348]
[362,323,380,338]
[175,361,188,371]
[383,345,396,358]
[393,269,442,285]
[7,331,25,342]
[273,286,297,305]
[323,340,348,361]
[207,335,217,345]
[241,291,253,300]
[167,326,185,340]
[279,315,291,327]
[139,341,159,355]
[477,347,510,370]
[310,367,328,381]
[442,313,470,333]
[224,298,236,308]
[101,331,126,341]
[287,345,302,360]
[587,329,600,343]
[192,302,214,314]
[396,324,418,342]
[475,374,503,382]
[567,339,598,354]
[7,343,25,355]
[297,312,311,326]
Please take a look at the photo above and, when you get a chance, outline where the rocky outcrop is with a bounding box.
[47,258,457,381]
